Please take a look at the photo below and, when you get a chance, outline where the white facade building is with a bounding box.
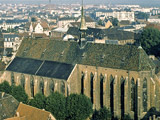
[3,34,21,51]
[96,11,135,22]
[148,16,160,23]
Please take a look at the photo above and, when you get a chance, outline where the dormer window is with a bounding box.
[42,49,46,55]
[61,50,64,56]
[101,54,105,59]
[82,52,86,58]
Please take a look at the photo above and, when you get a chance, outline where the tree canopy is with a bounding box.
[45,92,66,120]
[0,81,28,104]
[122,114,133,120]
[111,18,119,26]
[66,94,93,120]
[11,85,28,104]
[31,17,37,22]
[0,81,12,94]
[140,27,160,56]
[28,93,46,109]
[92,107,111,120]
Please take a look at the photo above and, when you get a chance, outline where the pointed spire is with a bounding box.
[80,0,87,30]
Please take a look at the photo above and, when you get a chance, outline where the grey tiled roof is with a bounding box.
[15,39,155,71]
[7,57,75,80]
[67,27,135,40]
[0,93,19,120]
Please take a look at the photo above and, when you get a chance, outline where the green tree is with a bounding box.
[111,18,119,26]
[122,114,132,120]
[0,81,11,94]
[91,107,111,120]
[29,93,46,109]
[45,92,66,120]
[31,17,37,22]
[98,19,104,26]
[66,94,93,120]
[140,27,160,56]
[11,85,28,104]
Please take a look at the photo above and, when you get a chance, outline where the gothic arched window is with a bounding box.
[121,77,125,116]
[81,72,84,94]
[110,75,114,115]
[143,78,147,112]
[40,80,44,95]
[131,78,135,112]
[30,76,34,97]
[11,72,14,85]
[61,82,65,94]
[90,73,94,103]
[100,74,104,108]
[21,74,25,89]
[50,80,54,93]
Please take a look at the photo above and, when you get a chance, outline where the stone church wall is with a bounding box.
[0,66,160,120]
[0,71,67,98]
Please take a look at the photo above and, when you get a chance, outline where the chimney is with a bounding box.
[16,112,20,117]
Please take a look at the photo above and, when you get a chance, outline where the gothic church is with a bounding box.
[0,2,160,120]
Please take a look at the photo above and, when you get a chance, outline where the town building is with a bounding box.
[152,9,160,16]
[57,17,75,28]
[0,92,19,120]
[0,92,56,120]
[25,20,50,36]
[3,33,20,52]
[5,103,56,120]
[0,19,28,31]
[148,16,160,23]
[77,16,96,28]
[96,10,135,22]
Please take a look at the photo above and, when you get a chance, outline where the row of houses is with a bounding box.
[0,19,28,30]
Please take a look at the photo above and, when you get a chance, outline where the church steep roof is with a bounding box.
[15,39,155,71]
[6,57,75,80]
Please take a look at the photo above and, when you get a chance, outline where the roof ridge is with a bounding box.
[18,103,50,114]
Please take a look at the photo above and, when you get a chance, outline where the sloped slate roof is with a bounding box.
[0,93,19,120]
[3,34,19,39]
[67,27,135,40]
[84,16,95,22]
[37,61,74,79]
[7,57,43,75]
[15,39,155,71]
[6,57,75,80]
